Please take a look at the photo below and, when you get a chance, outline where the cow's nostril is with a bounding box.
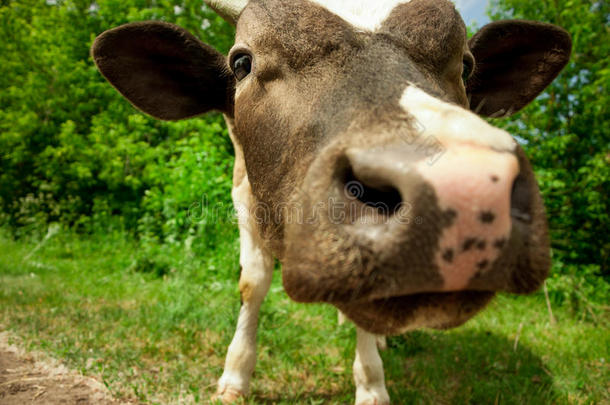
[510,173,532,223]
[343,168,403,216]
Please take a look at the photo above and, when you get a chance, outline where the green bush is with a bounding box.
[0,0,235,245]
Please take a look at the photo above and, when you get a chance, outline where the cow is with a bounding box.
[91,0,571,403]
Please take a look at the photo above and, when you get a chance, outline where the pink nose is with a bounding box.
[345,144,520,291]
[414,145,519,290]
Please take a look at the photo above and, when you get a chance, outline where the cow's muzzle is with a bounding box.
[282,139,550,308]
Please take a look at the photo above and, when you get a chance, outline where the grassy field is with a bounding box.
[0,228,608,404]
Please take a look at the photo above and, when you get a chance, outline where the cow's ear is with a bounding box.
[466,20,571,117]
[92,21,234,120]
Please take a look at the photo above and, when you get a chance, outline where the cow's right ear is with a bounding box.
[92,21,234,120]
[466,20,571,117]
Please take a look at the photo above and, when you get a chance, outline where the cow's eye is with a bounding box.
[462,57,474,82]
[232,54,252,81]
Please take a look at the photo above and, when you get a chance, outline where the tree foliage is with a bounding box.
[0,0,236,249]
[488,0,609,286]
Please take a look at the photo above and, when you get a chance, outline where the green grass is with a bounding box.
[0,229,608,404]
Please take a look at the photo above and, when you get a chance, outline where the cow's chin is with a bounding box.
[333,290,496,336]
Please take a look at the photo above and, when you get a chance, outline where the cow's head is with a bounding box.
[92,0,571,335]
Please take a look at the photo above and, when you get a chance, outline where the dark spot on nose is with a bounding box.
[479,211,495,224]
[443,209,457,226]
[477,259,489,270]
[494,238,506,249]
[442,248,454,263]
[476,240,486,250]
[491,175,499,183]
[462,238,476,251]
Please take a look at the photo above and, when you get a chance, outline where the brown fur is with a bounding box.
[467,20,572,116]
[92,22,235,119]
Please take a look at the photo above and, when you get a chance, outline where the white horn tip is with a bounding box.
[205,0,248,24]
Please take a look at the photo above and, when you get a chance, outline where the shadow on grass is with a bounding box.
[383,329,557,404]
[244,325,558,404]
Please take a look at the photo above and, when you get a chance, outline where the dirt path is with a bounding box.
[0,332,120,404]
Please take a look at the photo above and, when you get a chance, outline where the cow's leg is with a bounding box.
[376,335,388,351]
[213,181,274,403]
[353,327,390,405]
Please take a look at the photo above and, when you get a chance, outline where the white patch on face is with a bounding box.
[399,85,517,152]
[308,0,412,31]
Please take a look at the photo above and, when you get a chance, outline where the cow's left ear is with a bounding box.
[92,21,234,120]
[466,20,571,117]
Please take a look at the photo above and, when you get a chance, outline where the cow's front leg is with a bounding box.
[353,327,390,405]
[213,186,274,403]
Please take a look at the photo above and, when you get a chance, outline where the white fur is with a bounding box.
[400,85,517,152]
[308,0,412,31]
[353,327,390,405]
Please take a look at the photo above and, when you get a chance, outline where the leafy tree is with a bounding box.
[488,0,609,291]
[0,0,236,244]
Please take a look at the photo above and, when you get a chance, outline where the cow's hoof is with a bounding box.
[355,388,390,405]
[211,387,245,404]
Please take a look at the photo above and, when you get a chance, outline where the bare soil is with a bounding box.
[0,332,120,405]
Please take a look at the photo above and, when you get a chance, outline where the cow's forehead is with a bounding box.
[308,0,412,31]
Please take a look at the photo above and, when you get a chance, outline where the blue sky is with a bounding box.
[453,0,491,27]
